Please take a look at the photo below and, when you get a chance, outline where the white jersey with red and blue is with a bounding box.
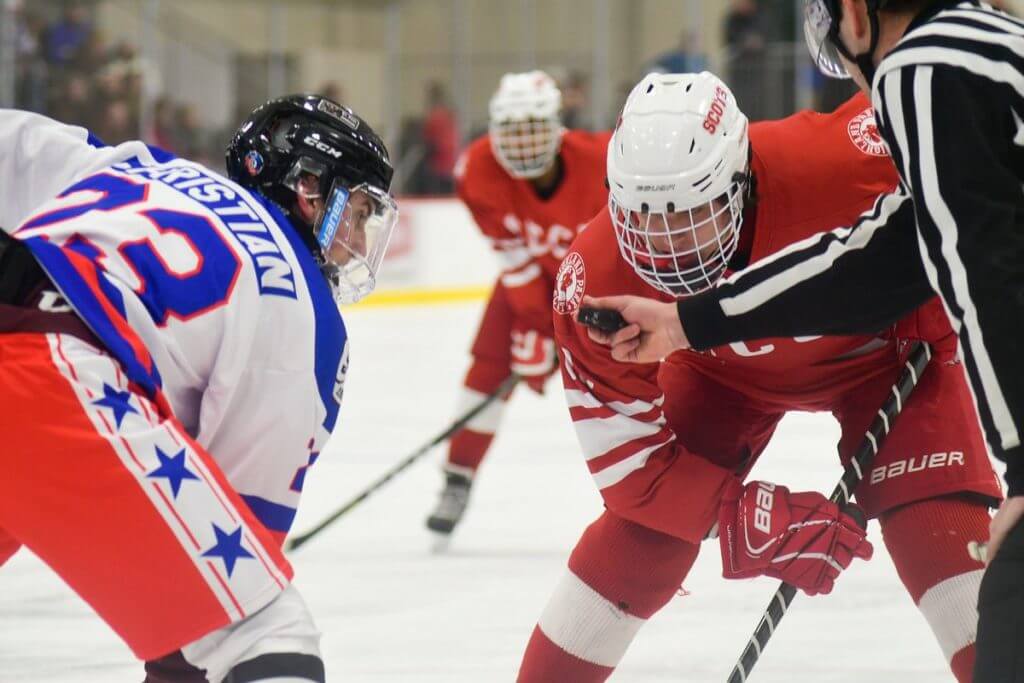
[1,110,347,542]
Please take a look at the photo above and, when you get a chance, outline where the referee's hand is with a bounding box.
[985,496,1024,565]
[581,295,691,363]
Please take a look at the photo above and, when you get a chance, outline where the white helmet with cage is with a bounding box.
[607,71,750,297]
[488,70,565,179]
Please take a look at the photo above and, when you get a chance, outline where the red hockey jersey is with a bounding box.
[456,129,612,333]
[553,94,995,542]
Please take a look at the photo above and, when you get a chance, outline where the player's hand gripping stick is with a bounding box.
[726,342,933,683]
[719,480,872,596]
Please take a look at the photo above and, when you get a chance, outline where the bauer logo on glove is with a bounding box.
[718,479,873,596]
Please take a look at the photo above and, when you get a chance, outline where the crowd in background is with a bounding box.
[11,1,218,164]
[12,0,1017,196]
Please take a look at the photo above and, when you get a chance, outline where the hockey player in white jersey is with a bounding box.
[0,94,397,682]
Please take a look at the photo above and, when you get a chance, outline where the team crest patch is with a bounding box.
[848,108,888,157]
[553,252,586,315]
[244,150,264,176]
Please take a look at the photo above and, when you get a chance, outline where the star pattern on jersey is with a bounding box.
[201,524,254,577]
[146,447,199,498]
[92,383,139,428]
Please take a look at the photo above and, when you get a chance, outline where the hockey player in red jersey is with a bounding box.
[517,72,1001,682]
[425,71,611,535]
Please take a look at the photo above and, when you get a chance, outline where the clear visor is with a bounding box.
[610,183,745,297]
[803,0,851,79]
[315,181,398,305]
[489,116,563,179]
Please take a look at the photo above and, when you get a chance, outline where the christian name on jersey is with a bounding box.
[115,159,298,299]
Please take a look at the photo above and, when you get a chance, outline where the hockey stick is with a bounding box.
[286,373,521,552]
[726,341,933,683]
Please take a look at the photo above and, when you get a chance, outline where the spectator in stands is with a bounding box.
[146,96,178,151]
[561,70,591,130]
[647,30,708,76]
[173,103,207,163]
[44,2,91,65]
[93,98,135,145]
[13,3,48,113]
[723,0,768,119]
[421,81,459,194]
[47,74,97,131]
[318,81,344,104]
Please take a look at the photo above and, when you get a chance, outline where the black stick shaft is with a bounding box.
[727,342,932,683]
[286,373,521,552]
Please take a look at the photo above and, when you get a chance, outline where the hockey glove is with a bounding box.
[718,479,873,596]
[892,297,957,363]
[510,324,557,394]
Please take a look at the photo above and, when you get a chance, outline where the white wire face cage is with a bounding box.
[489,116,564,179]
[610,178,746,297]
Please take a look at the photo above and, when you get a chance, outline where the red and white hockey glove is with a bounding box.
[510,324,557,394]
[718,479,873,596]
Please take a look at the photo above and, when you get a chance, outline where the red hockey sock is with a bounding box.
[447,428,496,472]
[518,512,699,682]
[880,496,991,683]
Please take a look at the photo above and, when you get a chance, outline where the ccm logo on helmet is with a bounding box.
[703,86,730,134]
[303,135,344,159]
[754,481,775,534]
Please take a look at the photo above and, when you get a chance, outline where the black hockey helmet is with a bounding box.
[803,0,932,82]
[226,94,398,304]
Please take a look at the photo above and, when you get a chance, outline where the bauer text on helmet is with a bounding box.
[607,72,749,297]
[489,71,565,179]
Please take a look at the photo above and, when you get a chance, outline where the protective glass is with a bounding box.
[316,181,398,305]
[282,158,398,305]
[489,117,563,179]
[803,0,852,79]
[610,180,746,297]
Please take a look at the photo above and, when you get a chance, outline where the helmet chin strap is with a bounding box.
[855,5,882,85]
[832,0,883,85]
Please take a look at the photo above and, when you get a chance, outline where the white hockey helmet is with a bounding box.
[608,71,750,297]
[488,70,565,179]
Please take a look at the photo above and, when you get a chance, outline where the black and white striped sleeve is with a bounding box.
[875,36,1024,489]
[676,177,933,351]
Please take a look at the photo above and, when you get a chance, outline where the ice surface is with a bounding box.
[0,301,955,681]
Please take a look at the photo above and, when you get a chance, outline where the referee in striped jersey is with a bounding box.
[588,1,1024,676]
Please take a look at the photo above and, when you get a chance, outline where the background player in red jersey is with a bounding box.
[425,71,611,535]
[517,72,1002,682]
